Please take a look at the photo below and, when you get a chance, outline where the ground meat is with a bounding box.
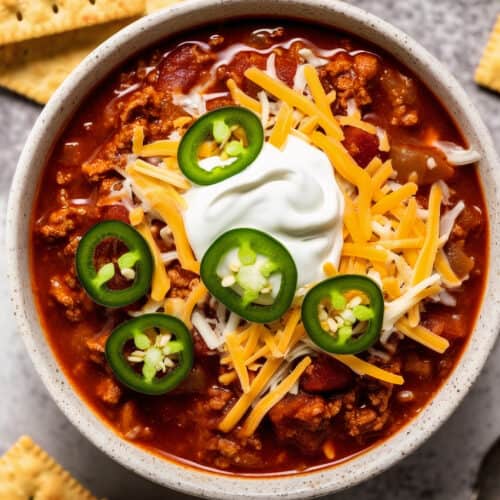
[96,376,122,404]
[269,394,342,454]
[48,274,89,322]
[56,170,72,185]
[325,52,353,77]
[353,52,380,81]
[205,433,263,470]
[342,359,397,439]
[300,355,354,393]
[63,235,81,256]
[344,407,389,437]
[207,386,232,411]
[379,68,419,126]
[83,84,182,182]
[97,177,122,199]
[167,263,199,298]
[82,157,119,182]
[116,86,182,139]
[38,206,86,242]
[343,384,392,438]
[86,327,112,365]
[320,51,378,111]
[119,401,153,440]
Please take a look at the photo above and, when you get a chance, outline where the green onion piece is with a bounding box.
[238,241,257,265]
[260,260,279,278]
[133,330,151,350]
[117,251,140,271]
[353,305,375,321]
[330,289,347,310]
[241,288,260,307]
[225,140,245,157]
[337,325,353,345]
[142,362,157,383]
[164,340,184,355]
[93,262,115,288]
[212,120,230,144]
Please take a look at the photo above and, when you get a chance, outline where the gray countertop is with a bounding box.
[1,1,500,498]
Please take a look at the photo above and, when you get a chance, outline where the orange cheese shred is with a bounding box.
[244,67,343,140]
[182,281,208,328]
[135,222,170,301]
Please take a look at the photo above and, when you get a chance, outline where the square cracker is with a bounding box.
[0,0,146,45]
[0,0,183,104]
[0,18,134,104]
[475,15,500,93]
[0,435,98,500]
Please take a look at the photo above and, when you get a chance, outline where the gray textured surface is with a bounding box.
[1,0,500,498]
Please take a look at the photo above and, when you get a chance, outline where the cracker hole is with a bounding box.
[89,0,96,4]
[16,11,23,21]
[52,4,59,13]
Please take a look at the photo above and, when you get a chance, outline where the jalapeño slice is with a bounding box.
[106,314,194,395]
[75,220,153,308]
[200,228,297,323]
[302,275,383,355]
[178,106,264,185]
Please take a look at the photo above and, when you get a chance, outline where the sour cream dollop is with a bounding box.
[183,135,344,287]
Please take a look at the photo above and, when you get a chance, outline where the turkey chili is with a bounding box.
[31,21,488,474]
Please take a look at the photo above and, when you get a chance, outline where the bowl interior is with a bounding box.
[7,0,500,498]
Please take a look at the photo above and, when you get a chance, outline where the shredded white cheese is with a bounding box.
[434,141,481,166]
[298,48,329,67]
[265,52,278,80]
[382,273,441,337]
[439,200,465,246]
[192,310,224,350]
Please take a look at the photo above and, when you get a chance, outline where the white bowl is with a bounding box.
[7,0,500,497]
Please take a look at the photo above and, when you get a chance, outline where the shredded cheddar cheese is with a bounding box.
[136,221,170,301]
[226,78,262,114]
[244,67,344,140]
[269,101,294,149]
[119,56,466,438]
[332,354,404,385]
[182,281,207,327]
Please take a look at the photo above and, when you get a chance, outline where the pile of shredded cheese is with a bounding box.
[106,49,479,435]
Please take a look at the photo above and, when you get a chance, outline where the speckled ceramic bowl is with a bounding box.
[7,0,500,497]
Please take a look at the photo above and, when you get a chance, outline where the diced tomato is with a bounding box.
[300,355,353,393]
[342,126,379,168]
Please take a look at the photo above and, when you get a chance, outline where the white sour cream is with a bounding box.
[183,135,344,287]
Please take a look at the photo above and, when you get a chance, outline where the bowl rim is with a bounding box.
[7,0,500,498]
